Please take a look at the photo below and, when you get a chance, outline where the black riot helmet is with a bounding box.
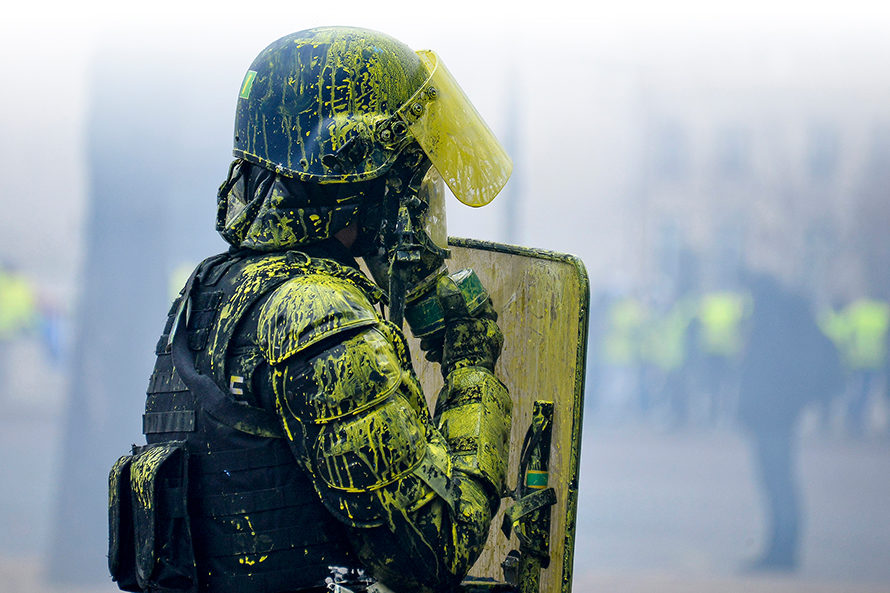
[232,26,511,206]
[218,26,511,314]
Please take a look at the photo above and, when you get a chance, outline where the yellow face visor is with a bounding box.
[396,50,513,207]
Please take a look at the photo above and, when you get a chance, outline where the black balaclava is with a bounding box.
[216,159,385,251]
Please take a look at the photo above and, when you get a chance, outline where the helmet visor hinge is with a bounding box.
[321,134,372,173]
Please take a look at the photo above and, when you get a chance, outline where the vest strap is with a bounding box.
[194,484,315,517]
[199,522,332,557]
[170,263,283,439]
[195,441,293,475]
[147,367,188,394]
[143,411,196,434]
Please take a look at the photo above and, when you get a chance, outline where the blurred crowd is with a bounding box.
[587,278,890,440]
[585,267,890,570]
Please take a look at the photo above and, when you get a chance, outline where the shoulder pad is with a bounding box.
[258,274,379,364]
[290,327,404,424]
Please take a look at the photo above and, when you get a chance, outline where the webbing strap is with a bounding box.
[194,485,313,517]
[171,262,283,439]
[194,441,293,475]
[147,368,189,394]
[143,411,196,434]
[199,521,332,557]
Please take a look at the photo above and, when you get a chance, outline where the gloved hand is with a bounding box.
[363,249,446,296]
[412,269,497,362]
[364,237,447,331]
[434,273,503,376]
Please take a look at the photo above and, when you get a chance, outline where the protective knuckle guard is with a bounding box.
[437,275,471,319]
[435,367,512,501]
[442,317,504,375]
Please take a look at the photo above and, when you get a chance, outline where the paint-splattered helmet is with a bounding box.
[232,26,511,208]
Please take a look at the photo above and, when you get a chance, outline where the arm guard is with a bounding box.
[257,275,512,592]
[435,366,511,507]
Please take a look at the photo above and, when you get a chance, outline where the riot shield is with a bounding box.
[406,238,590,593]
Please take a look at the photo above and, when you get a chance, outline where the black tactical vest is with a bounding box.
[143,248,370,593]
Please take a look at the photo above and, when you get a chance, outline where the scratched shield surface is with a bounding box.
[407,238,590,593]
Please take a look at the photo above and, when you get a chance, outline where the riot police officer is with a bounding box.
[109,27,513,593]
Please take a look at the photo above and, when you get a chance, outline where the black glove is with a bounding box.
[435,274,503,376]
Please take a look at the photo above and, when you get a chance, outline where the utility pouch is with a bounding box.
[109,441,197,592]
[109,454,140,591]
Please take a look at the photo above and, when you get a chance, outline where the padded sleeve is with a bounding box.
[267,319,512,592]
[256,274,379,365]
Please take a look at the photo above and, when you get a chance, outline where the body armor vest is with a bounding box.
[143,249,370,593]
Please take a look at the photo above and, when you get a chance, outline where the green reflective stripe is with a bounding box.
[239,70,257,99]
[525,470,548,489]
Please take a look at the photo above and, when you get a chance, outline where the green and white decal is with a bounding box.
[238,70,257,100]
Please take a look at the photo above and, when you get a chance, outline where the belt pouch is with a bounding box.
[130,441,197,592]
[109,453,141,591]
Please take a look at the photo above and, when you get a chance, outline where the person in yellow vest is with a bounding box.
[818,302,852,433]
[689,291,750,425]
[821,299,890,437]
[639,297,697,426]
[0,265,38,339]
[601,295,648,418]
[0,262,39,401]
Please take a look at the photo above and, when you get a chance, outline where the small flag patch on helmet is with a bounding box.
[239,70,258,99]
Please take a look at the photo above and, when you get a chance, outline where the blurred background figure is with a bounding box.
[820,298,890,438]
[639,292,697,428]
[0,261,39,401]
[737,272,844,571]
[688,289,749,427]
[599,292,649,422]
